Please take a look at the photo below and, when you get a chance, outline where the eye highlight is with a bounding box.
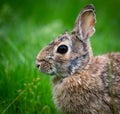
[57,45,68,54]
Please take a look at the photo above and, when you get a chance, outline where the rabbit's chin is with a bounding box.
[38,66,57,76]
[45,71,56,76]
[39,65,70,77]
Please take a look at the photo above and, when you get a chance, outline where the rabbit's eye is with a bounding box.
[57,45,68,54]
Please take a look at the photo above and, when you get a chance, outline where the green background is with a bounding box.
[0,0,120,114]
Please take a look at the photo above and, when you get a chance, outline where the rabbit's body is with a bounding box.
[36,4,120,114]
[52,53,120,114]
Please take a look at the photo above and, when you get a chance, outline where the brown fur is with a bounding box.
[36,4,120,114]
[52,53,120,114]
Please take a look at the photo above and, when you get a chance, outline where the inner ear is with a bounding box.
[81,10,96,39]
[72,4,96,41]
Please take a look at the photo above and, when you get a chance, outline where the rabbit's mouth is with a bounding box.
[36,60,56,75]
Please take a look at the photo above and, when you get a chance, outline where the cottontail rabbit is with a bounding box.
[36,4,120,114]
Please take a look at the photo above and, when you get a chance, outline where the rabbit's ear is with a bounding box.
[72,4,96,41]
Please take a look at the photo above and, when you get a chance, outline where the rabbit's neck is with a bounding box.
[51,54,94,86]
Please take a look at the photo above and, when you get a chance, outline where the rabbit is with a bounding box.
[36,4,120,114]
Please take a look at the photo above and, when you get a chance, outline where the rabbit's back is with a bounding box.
[101,53,120,113]
[52,53,120,114]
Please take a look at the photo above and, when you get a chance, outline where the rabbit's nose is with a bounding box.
[36,60,41,69]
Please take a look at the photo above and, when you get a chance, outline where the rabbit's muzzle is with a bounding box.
[36,59,56,75]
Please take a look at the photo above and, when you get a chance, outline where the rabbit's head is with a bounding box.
[36,4,96,77]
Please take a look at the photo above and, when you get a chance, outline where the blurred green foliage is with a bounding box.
[0,0,120,114]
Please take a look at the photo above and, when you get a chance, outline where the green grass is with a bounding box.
[0,1,120,114]
[0,17,62,114]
